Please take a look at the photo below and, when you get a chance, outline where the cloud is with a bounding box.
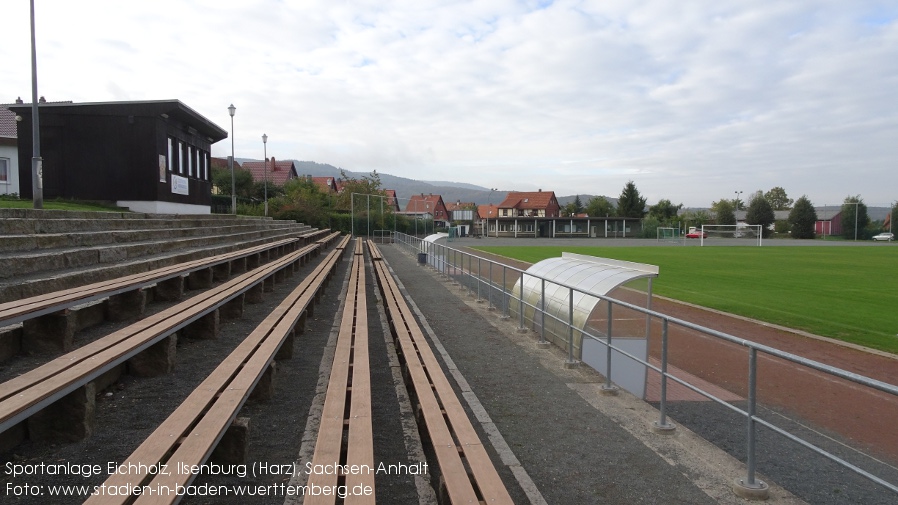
[1,0,896,206]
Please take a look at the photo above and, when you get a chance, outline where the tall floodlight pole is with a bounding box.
[228,104,236,214]
[262,134,268,217]
[29,0,43,209]
[734,190,743,211]
[487,188,497,238]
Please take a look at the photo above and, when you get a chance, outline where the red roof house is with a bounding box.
[405,193,449,224]
[497,190,560,218]
[240,157,297,186]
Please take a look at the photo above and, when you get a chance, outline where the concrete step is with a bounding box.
[0,228,318,303]
[0,223,312,253]
[0,226,311,280]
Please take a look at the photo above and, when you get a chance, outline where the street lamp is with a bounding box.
[262,133,268,217]
[487,188,497,238]
[734,190,743,211]
[30,0,43,209]
[228,104,236,214]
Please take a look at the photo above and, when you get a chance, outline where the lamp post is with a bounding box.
[487,188,497,238]
[29,0,43,209]
[228,104,236,214]
[734,190,743,211]
[262,134,268,217]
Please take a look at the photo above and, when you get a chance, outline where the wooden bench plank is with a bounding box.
[0,237,301,326]
[368,242,514,505]
[85,236,349,505]
[0,243,323,433]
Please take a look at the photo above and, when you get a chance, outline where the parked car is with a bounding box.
[873,232,894,241]
[686,230,708,239]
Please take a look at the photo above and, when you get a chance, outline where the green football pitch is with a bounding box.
[475,245,898,354]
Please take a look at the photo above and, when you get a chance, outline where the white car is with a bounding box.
[873,232,894,241]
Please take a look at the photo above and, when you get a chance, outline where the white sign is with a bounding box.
[171,174,189,195]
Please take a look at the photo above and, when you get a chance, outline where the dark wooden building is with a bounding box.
[10,100,227,214]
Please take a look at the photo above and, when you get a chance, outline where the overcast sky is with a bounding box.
[2,1,896,207]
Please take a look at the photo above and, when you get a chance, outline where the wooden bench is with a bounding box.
[368,241,513,505]
[306,237,375,504]
[84,235,351,505]
[0,236,304,329]
[0,239,330,437]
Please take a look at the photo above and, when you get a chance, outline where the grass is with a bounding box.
[475,245,898,354]
[0,197,126,212]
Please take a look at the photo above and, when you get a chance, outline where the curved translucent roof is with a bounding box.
[512,253,658,352]
[419,233,448,252]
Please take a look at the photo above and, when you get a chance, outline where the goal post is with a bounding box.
[700,224,763,246]
[657,227,683,244]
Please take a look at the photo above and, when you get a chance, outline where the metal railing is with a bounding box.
[392,231,898,497]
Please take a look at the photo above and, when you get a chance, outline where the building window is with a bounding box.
[178,141,186,174]
[167,138,174,172]
[0,158,9,184]
[187,146,194,177]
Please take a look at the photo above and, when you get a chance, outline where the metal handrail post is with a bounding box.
[518,273,526,331]
[539,278,548,344]
[487,261,494,310]
[747,348,762,486]
[654,319,675,431]
[500,265,510,319]
[566,287,577,366]
[602,301,617,392]
[476,256,483,301]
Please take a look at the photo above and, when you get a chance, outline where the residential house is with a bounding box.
[497,190,560,218]
[405,193,449,227]
[240,157,298,187]
[385,189,400,212]
[476,204,498,237]
[10,99,226,214]
[308,176,337,193]
[446,200,475,221]
[0,104,19,195]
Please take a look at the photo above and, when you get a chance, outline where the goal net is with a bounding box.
[657,227,683,244]
[700,224,762,246]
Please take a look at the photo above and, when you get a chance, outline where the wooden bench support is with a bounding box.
[106,288,146,322]
[230,256,247,275]
[22,309,76,354]
[211,417,250,465]
[247,253,261,270]
[182,310,219,340]
[187,267,214,290]
[275,267,287,284]
[264,275,276,293]
[249,362,277,402]
[212,261,231,282]
[155,276,185,301]
[28,383,96,442]
[0,420,25,453]
[128,334,177,377]
[246,282,264,304]
[0,325,22,362]
[275,328,295,360]
[220,293,245,319]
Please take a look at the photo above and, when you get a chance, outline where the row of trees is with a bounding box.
[214,166,895,240]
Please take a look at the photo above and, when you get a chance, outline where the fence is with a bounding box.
[392,231,898,499]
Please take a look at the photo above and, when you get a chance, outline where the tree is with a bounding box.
[745,193,775,238]
[334,169,384,211]
[647,199,682,223]
[212,167,255,199]
[764,187,793,210]
[585,196,615,217]
[840,195,870,240]
[616,181,646,218]
[788,196,817,239]
[711,199,736,225]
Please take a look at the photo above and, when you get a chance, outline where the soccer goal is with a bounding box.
[657,227,683,244]
[700,224,763,246]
